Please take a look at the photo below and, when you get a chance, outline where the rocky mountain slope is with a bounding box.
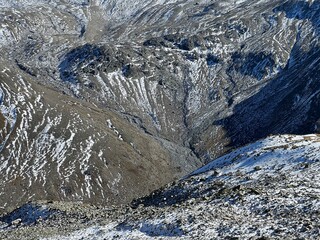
[0,134,319,239]
[0,0,319,212]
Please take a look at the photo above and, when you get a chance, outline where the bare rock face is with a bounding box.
[0,0,319,211]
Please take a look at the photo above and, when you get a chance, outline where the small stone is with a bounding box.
[254,166,262,171]
[12,218,22,226]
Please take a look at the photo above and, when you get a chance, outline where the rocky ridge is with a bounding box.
[0,134,319,239]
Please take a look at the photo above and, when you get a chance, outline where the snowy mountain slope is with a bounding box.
[0,134,319,239]
[0,0,320,213]
[0,62,201,212]
[58,0,320,159]
[2,0,319,153]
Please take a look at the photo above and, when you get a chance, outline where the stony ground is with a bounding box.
[1,0,320,211]
[1,134,319,239]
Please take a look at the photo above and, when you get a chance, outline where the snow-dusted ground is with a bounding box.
[18,134,315,240]
[0,0,319,232]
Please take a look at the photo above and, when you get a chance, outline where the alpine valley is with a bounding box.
[0,0,319,239]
